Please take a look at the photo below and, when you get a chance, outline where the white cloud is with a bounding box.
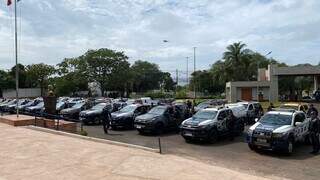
[0,0,320,72]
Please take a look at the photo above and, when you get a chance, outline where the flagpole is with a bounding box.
[14,0,19,117]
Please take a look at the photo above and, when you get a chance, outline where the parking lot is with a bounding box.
[83,124,320,180]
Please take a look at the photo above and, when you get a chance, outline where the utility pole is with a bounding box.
[176,69,179,91]
[14,0,19,117]
[193,47,196,100]
[186,57,189,85]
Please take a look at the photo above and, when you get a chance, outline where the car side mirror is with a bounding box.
[295,122,302,126]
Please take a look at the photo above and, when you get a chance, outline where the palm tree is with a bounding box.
[223,42,250,81]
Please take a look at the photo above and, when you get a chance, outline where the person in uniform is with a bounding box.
[267,103,275,112]
[309,111,320,154]
[102,104,112,134]
[227,111,236,141]
[307,104,318,117]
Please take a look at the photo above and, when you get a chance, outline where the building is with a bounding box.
[226,64,320,103]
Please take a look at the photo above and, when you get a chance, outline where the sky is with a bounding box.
[0,0,320,79]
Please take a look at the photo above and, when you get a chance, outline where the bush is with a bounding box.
[144,91,173,99]
[175,90,187,99]
[79,130,88,136]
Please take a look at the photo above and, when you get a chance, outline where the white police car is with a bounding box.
[246,109,310,154]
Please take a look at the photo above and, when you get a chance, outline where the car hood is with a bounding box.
[136,113,159,120]
[27,106,43,110]
[183,117,212,126]
[80,109,102,116]
[250,122,292,133]
[61,108,80,114]
[111,112,132,118]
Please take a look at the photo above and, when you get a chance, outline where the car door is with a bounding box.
[217,110,227,131]
[247,104,254,118]
[293,113,307,141]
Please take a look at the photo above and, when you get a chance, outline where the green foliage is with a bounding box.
[79,129,88,136]
[175,90,187,99]
[189,42,286,95]
[131,60,174,92]
[144,91,173,99]
[26,63,55,96]
[0,70,15,96]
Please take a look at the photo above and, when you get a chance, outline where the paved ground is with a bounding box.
[0,123,277,180]
[83,125,320,180]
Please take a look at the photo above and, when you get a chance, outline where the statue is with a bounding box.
[43,84,57,115]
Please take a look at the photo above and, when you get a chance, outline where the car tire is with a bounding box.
[183,136,192,143]
[155,123,164,135]
[248,143,257,151]
[94,117,100,125]
[285,138,294,154]
[137,129,144,135]
[207,129,218,143]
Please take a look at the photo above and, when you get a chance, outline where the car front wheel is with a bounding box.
[285,138,294,154]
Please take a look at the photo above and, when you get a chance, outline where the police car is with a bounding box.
[246,109,310,154]
[180,107,244,143]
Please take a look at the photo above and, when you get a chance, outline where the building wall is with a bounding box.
[234,87,270,102]
[2,88,41,98]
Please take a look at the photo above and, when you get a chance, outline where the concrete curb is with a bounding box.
[25,125,159,153]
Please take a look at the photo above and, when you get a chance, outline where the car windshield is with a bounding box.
[193,110,218,120]
[241,104,248,108]
[25,101,34,106]
[259,113,292,126]
[56,102,65,107]
[279,105,298,110]
[148,106,167,115]
[197,103,210,109]
[36,102,44,107]
[120,105,137,113]
[72,103,84,109]
[92,103,106,110]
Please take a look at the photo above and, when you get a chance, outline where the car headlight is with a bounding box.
[272,132,287,138]
[247,129,254,136]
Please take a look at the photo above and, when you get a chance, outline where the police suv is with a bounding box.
[180,106,245,143]
[246,109,310,154]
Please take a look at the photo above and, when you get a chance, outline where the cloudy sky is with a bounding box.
[0,0,320,75]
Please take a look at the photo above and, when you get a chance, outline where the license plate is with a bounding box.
[184,131,193,136]
[136,125,144,129]
[257,138,267,143]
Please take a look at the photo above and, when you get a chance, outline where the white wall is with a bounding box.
[2,88,41,98]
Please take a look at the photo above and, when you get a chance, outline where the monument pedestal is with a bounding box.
[0,115,35,126]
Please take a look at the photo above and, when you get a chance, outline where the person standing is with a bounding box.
[307,104,318,117]
[102,104,112,134]
[309,111,320,154]
[227,111,236,141]
[267,103,275,112]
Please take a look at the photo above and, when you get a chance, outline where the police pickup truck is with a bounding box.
[246,109,310,154]
[180,106,245,143]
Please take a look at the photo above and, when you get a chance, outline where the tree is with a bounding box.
[0,70,15,97]
[131,60,163,92]
[84,48,130,96]
[9,63,28,88]
[223,42,250,81]
[55,58,89,96]
[26,63,55,96]
[160,72,176,92]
